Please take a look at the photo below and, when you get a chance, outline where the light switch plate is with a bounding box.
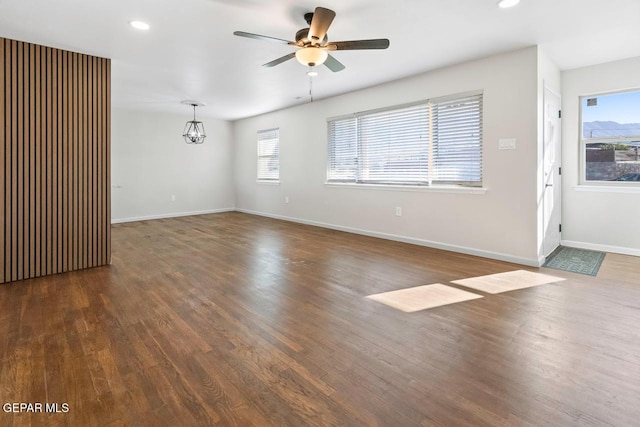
[498,138,516,150]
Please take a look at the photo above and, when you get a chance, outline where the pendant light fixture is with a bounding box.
[181,101,206,144]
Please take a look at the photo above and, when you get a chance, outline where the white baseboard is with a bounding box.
[111,208,235,224]
[112,208,640,262]
[561,240,640,257]
[236,208,541,267]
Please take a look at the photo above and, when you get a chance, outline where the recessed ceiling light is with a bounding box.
[129,21,150,30]
[497,0,520,8]
[306,70,318,77]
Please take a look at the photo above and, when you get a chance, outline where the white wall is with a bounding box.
[561,57,640,255]
[111,108,235,222]
[233,47,543,265]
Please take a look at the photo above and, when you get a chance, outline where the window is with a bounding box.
[581,89,640,184]
[257,128,279,181]
[327,92,482,186]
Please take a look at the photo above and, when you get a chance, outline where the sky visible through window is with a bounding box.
[582,90,640,138]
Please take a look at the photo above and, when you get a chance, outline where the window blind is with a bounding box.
[432,94,483,184]
[358,105,430,184]
[327,118,357,181]
[327,92,482,186]
[257,128,280,181]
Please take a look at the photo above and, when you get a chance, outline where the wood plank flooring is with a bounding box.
[1,212,639,426]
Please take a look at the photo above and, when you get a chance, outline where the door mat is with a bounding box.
[543,246,606,276]
[451,270,565,294]
[366,284,483,313]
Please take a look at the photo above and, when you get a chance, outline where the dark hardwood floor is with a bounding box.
[1,212,639,426]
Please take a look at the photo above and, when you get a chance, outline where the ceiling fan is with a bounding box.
[234,6,390,72]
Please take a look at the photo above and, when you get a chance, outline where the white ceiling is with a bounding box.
[1,0,639,120]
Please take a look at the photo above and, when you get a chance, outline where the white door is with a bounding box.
[543,87,562,256]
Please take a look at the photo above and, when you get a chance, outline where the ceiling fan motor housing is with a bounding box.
[296,28,327,46]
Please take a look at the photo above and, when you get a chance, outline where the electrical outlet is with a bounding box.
[285,196,289,204]
[395,207,402,216]
[170,195,176,202]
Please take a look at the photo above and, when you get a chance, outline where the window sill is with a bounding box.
[324,182,487,194]
[574,185,640,194]
[256,180,280,186]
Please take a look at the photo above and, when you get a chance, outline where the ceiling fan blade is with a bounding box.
[324,54,345,72]
[233,31,297,46]
[262,52,296,67]
[307,7,336,43]
[327,39,390,50]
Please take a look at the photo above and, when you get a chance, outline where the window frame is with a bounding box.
[326,90,483,188]
[256,128,280,183]
[579,88,640,186]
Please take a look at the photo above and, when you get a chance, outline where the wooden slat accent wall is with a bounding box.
[0,37,110,284]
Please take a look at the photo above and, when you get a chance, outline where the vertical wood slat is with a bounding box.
[0,37,110,284]
[61,49,66,273]
[71,51,76,271]
[44,45,50,276]
[89,57,94,269]
[64,49,69,273]
[55,47,61,276]
[105,59,111,265]
[97,58,103,266]
[16,41,23,281]
[74,52,79,268]
[11,40,17,282]
[56,48,62,275]
[0,39,4,283]
[39,45,46,277]
[34,44,41,278]
[22,42,27,280]
[30,43,36,279]
[82,55,88,270]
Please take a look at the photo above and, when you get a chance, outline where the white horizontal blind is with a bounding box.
[358,105,430,184]
[327,92,482,186]
[432,94,483,184]
[327,118,357,181]
[257,128,280,181]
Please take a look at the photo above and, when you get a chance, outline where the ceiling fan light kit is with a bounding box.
[181,101,206,144]
[233,6,389,73]
[295,47,328,67]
